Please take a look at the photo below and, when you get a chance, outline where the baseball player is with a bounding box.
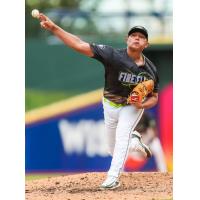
[38,13,159,190]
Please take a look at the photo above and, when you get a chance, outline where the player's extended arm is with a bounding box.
[133,93,158,109]
[39,13,94,57]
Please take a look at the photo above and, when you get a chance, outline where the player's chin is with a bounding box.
[129,44,141,51]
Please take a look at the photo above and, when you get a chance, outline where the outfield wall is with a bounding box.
[26,39,172,92]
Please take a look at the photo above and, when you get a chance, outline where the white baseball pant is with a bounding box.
[103,98,144,178]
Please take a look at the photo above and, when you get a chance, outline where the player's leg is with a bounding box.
[129,130,152,158]
[102,99,120,156]
[107,106,143,177]
[104,112,117,156]
[128,111,155,157]
[101,105,143,189]
[100,99,122,190]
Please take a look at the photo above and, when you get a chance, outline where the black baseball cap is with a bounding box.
[128,26,148,39]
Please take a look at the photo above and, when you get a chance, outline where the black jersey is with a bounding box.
[90,43,159,104]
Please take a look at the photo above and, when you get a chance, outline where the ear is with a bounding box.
[144,42,149,49]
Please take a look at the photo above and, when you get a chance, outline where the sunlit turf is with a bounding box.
[25,173,66,181]
[25,89,79,111]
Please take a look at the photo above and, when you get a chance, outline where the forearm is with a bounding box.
[142,95,158,109]
[51,25,84,50]
[39,13,93,56]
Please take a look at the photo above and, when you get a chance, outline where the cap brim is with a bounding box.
[128,28,148,39]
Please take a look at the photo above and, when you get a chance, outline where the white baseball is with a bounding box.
[31,9,40,18]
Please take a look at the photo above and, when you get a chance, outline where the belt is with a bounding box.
[103,97,126,108]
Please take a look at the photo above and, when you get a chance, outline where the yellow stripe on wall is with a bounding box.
[150,36,173,45]
[25,88,103,125]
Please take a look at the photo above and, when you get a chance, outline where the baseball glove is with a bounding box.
[127,80,154,104]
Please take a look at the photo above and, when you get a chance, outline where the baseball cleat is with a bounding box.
[130,131,152,158]
[100,176,120,190]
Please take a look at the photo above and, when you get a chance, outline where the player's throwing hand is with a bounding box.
[39,13,55,31]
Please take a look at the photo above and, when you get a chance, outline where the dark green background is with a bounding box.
[26,39,172,93]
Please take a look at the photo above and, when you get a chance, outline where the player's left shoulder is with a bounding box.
[144,56,158,72]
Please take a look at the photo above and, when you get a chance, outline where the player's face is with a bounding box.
[127,32,149,51]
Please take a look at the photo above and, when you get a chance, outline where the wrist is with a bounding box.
[50,23,58,32]
[141,103,144,109]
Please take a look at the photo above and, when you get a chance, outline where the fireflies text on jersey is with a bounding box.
[118,72,147,84]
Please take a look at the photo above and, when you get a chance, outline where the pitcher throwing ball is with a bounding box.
[37,12,159,190]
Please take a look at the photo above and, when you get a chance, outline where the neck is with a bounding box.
[127,48,143,61]
[127,48,144,66]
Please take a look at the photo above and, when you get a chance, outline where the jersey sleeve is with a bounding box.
[90,43,114,64]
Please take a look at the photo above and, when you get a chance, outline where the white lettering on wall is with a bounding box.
[58,119,109,157]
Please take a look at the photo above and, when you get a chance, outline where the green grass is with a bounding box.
[25,173,65,181]
[25,89,78,111]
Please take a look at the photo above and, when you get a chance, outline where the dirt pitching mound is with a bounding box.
[26,172,173,200]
